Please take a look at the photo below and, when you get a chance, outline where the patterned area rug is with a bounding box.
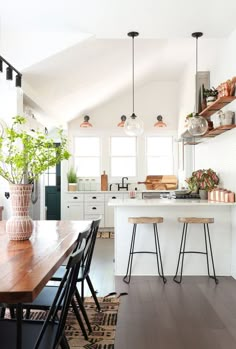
[97,231,114,239]
[27,296,119,349]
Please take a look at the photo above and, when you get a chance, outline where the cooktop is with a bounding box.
[175,193,200,199]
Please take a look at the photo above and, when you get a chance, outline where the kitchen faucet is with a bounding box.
[118,177,129,191]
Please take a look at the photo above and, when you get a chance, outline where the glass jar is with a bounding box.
[78,179,84,191]
[84,179,91,191]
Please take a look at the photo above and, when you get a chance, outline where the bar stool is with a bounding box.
[123,217,167,284]
[173,217,218,284]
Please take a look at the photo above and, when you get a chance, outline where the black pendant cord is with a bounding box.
[128,31,139,119]
[132,35,134,115]
[192,32,203,115]
[195,36,198,115]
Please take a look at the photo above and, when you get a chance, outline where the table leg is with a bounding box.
[16,303,22,349]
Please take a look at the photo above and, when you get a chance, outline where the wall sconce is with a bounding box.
[154,115,167,128]
[117,115,127,127]
[80,115,93,128]
[0,55,22,87]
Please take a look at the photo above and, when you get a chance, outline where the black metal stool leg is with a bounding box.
[123,223,137,284]
[173,223,188,283]
[153,223,167,283]
[204,224,218,284]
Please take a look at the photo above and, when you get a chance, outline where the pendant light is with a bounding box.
[154,115,167,128]
[117,115,126,127]
[187,32,208,136]
[80,115,92,128]
[124,32,144,136]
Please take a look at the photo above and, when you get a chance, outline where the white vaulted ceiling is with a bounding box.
[1,0,236,126]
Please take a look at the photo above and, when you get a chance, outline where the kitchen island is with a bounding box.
[108,198,236,277]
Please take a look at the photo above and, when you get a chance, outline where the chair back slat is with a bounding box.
[82,218,101,277]
[34,240,86,349]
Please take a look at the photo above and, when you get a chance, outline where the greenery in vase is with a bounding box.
[185,168,219,192]
[0,115,70,184]
[67,167,77,183]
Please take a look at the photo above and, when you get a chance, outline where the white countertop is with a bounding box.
[108,198,236,206]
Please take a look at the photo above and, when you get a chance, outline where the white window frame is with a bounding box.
[109,136,137,179]
[145,136,174,175]
[73,136,101,178]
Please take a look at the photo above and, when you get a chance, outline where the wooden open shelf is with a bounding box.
[181,95,236,145]
[199,96,236,118]
[202,124,236,138]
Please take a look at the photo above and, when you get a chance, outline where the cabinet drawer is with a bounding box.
[65,193,84,203]
[105,193,124,202]
[84,193,104,202]
[84,214,104,228]
[85,203,104,214]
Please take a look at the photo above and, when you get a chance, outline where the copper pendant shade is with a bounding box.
[80,115,93,128]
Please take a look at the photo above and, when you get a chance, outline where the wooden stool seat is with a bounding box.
[178,217,214,224]
[128,217,163,224]
[174,216,218,284]
[123,216,166,284]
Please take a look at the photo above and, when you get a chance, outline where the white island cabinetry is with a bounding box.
[109,198,236,277]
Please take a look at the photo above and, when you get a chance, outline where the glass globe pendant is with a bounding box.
[188,113,208,136]
[124,31,144,136]
[124,113,144,136]
[188,32,208,137]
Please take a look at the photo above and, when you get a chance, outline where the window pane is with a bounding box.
[111,137,136,156]
[147,157,173,174]
[147,137,172,156]
[75,157,100,177]
[48,166,56,174]
[74,137,100,156]
[111,157,136,177]
[48,174,56,186]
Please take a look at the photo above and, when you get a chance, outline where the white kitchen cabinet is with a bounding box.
[64,203,84,220]
[62,191,141,228]
[61,193,84,220]
[84,193,105,228]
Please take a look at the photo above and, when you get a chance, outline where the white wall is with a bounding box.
[67,80,179,189]
[179,29,236,277]
[0,79,20,219]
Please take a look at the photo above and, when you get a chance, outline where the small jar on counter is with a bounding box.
[228,191,235,203]
[78,179,84,191]
[84,178,91,191]
[220,189,227,202]
[90,179,97,191]
[215,188,220,201]
[224,191,230,203]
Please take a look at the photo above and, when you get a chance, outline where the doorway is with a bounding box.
[45,144,61,220]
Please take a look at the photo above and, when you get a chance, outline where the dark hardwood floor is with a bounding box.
[89,238,236,349]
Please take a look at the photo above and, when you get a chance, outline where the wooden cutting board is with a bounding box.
[138,175,178,190]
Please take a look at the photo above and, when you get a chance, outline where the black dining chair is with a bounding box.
[22,227,93,340]
[0,240,86,349]
[51,217,101,311]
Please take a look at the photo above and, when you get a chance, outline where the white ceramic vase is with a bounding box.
[6,184,33,241]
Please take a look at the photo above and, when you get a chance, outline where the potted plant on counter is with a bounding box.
[67,167,78,191]
[0,115,70,240]
[186,168,219,199]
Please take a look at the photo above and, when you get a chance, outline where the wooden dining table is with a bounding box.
[0,219,92,349]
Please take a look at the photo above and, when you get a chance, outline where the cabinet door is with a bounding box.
[105,193,123,228]
[65,203,84,220]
